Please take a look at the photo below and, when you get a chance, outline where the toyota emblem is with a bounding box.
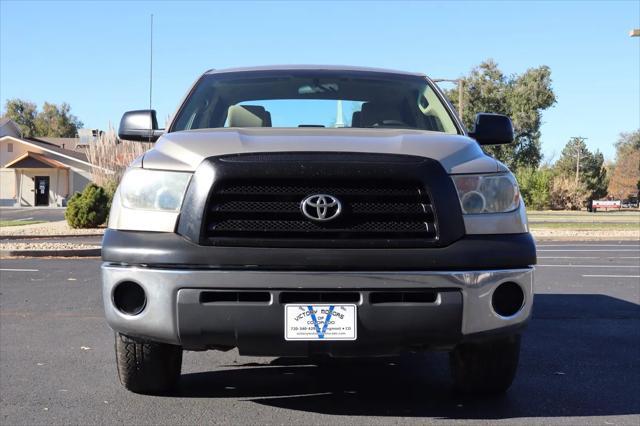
[300,194,342,222]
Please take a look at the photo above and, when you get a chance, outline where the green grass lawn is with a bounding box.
[528,210,640,224]
[528,210,640,216]
[0,220,45,227]
[529,221,639,230]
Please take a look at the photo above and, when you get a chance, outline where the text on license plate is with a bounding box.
[284,304,357,341]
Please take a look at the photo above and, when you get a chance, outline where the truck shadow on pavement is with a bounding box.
[177,294,640,419]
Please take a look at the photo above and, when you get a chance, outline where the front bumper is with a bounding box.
[101,265,534,355]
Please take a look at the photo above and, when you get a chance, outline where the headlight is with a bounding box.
[451,173,520,214]
[119,169,192,211]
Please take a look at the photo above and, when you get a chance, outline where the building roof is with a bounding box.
[4,151,69,169]
[32,136,81,151]
[205,65,426,77]
[24,138,88,162]
[1,118,87,151]
[0,117,22,138]
[0,135,91,167]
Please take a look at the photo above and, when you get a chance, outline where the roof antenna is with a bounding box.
[149,13,153,111]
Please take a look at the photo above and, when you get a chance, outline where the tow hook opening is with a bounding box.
[492,281,524,317]
[113,281,147,316]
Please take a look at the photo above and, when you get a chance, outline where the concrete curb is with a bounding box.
[0,248,101,258]
[0,234,104,240]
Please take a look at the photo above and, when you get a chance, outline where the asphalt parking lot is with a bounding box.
[0,207,66,223]
[1,240,638,425]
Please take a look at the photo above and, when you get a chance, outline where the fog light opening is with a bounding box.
[113,281,147,316]
[492,282,524,317]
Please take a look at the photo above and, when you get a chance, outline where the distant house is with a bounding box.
[0,118,96,207]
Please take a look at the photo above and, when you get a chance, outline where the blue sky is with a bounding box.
[1,0,638,161]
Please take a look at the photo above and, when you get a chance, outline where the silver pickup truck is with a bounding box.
[102,65,535,395]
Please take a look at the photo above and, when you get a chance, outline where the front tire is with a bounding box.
[449,334,520,394]
[115,333,182,394]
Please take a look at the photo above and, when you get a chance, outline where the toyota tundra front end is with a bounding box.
[101,65,536,394]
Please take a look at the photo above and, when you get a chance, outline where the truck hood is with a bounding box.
[142,128,501,174]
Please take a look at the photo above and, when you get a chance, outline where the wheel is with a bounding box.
[449,334,520,394]
[114,332,182,394]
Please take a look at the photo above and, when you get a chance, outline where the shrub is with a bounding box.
[65,183,110,228]
[103,179,118,213]
[549,176,589,210]
[516,167,552,210]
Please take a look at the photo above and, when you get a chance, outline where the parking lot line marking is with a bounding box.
[537,249,640,252]
[538,256,640,259]
[582,274,640,278]
[0,268,39,272]
[537,244,640,247]
[538,256,598,259]
[537,264,640,268]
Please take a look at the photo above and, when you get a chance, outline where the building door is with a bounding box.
[34,176,49,206]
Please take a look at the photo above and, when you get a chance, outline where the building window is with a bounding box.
[7,143,13,153]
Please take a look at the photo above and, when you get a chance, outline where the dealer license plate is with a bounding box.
[285,304,357,341]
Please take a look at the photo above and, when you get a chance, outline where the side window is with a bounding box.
[7,142,13,153]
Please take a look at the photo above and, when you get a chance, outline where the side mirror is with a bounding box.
[118,110,164,142]
[469,113,514,145]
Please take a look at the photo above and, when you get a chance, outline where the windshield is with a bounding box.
[171,71,460,133]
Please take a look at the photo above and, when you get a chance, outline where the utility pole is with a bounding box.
[334,100,345,128]
[575,147,580,185]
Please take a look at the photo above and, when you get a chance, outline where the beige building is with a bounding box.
[0,118,94,207]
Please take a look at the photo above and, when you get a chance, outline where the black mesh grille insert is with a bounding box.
[370,291,439,304]
[203,180,437,247]
[280,292,361,304]
[199,291,271,304]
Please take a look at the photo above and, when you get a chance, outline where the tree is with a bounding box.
[614,129,640,152]
[34,102,83,137]
[608,130,640,200]
[588,151,608,200]
[2,99,37,137]
[446,60,556,170]
[554,137,608,200]
[1,99,82,138]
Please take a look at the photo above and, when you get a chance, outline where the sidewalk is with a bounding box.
[0,220,104,257]
[0,220,104,238]
[530,227,640,241]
